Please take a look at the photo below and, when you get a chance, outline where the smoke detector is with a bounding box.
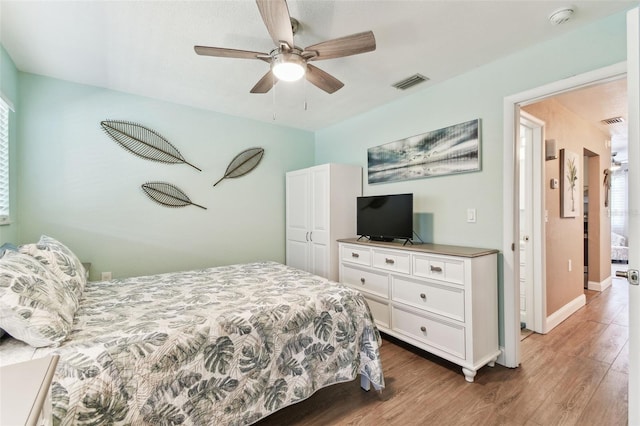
[549,7,575,25]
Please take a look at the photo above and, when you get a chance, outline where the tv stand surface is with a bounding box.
[337,238,500,382]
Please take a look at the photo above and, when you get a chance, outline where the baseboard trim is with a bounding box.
[587,276,612,292]
[544,293,586,333]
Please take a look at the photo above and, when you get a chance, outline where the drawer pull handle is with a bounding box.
[360,277,365,285]
[430,265,443,273]
[352,252,360,258]
[420,293,426,299]
[420,326,427,333]
[385,258,395,265]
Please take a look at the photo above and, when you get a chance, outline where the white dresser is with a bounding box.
[338,238,500,382]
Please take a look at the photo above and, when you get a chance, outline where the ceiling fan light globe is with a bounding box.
[271,53,307,82]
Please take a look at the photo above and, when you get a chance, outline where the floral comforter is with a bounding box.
[35,262,384,425]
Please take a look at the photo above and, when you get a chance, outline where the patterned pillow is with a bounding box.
[19,235,87,298]
[0,251,78,347]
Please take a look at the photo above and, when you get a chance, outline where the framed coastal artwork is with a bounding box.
[560,148,579,218]
[367,119,481,184]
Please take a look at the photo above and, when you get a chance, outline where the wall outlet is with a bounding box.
[101,271,112,281]
[568,260,572,272]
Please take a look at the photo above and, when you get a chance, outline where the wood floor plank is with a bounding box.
[611,340,629,374]
[576,370,628,426]
[579,323,628,365]
[528,356,610,425]
[493,347,576,424]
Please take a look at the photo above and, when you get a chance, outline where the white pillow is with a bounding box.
[0,251,78,347]
[19,235,87,298]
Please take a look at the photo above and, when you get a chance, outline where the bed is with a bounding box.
[0,236,384,425]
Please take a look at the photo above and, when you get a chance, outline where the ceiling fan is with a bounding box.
[194,0,376,94]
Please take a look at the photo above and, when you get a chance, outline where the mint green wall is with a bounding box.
[17,73,314,279]
[316,11,627,250]
[0,45,19,245]
[315,11,628,346]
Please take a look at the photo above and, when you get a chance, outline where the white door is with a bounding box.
[309,165,330,277]
[625,7,639,425]
[519,121,534,329]
[285,169,310,271]
[519,112,545,334]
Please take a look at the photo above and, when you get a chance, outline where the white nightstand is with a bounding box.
[0,355,59,426]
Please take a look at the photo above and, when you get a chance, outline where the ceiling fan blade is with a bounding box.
[194,46,268,60]
[304,31,376,61]
[256,0,294,48]
[250,71,278,94]
[305,64,344,94]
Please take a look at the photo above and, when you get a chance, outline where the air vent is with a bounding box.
[601,116,625,125]
[392,74,429,90]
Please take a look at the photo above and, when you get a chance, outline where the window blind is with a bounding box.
[610,168,628,238]
[0,98,9,223]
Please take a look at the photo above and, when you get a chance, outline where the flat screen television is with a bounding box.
[357,193,413,242]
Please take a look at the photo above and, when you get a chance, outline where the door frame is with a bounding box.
[501,61,627,368]
[626,7,639,424]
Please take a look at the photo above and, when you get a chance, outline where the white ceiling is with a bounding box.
[552,78,628,162]
[0,0,635,131]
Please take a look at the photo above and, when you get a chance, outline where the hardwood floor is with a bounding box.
[257,274,629,426]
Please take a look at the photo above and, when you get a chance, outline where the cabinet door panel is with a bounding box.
[310,166,329,245]
[310,242,328,278]
[286,239,309,272]
[286,170,310,243]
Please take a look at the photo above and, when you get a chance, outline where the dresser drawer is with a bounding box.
[372,249,410,274]
[392,306,465,359]
[342,264,389,299]
[341,244,371,266]
[363,296,390,329]
[413,254,464,285]
[392,276,465,322]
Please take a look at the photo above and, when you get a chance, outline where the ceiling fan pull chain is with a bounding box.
[304,78,308,111]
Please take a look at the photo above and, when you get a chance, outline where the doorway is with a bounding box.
[502,61,627,368]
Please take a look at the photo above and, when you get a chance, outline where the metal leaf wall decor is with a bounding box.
[214,147,265,186]
[142,182,207,210]
[101,120,201,171]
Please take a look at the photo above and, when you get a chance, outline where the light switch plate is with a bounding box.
[467,208,477,223]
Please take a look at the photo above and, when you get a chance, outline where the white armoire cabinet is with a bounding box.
[286,164,362,281]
